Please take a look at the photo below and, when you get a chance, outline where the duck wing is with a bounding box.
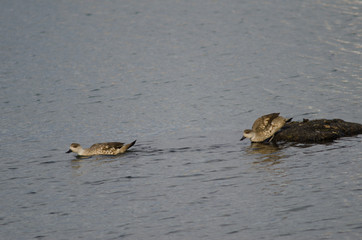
[252,113,280,131]
[89,142,125,151]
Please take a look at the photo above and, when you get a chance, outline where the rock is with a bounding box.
[272,119,362,143]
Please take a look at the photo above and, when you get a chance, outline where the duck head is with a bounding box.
[240,129,254,141]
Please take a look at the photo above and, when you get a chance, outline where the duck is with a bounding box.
[66,140,136,156]
[240,113,292,143]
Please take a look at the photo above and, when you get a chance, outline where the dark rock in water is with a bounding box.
[273,119,362,143]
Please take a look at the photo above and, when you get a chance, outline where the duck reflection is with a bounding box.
[244,142,288,165]
[70,155,121,176]
[244,143,291,196]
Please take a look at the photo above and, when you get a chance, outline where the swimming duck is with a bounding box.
[240,113,291,142]
[66,140,136,156]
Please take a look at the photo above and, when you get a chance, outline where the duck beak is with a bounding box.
[66,149,72,153]
[240,136,246,141]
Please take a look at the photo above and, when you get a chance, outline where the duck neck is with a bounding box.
[77,147,86,156]
[250,133,262,142]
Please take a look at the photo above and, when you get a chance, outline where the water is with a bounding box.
[1,0,361,239]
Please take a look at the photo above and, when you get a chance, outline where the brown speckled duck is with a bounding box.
[66,140,136,156]
[240,113,292,142]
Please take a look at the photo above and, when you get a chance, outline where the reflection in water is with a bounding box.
[70,155,121,176]
[244,142,288,165]
[244,142,291,196]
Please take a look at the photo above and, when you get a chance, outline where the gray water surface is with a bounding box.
[1,0,361,239]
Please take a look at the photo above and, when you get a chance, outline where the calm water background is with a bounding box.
[1,0,362,239]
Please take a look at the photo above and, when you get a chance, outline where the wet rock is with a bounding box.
[273,119,362,143]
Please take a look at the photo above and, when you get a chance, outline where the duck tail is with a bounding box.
[120,140,137,153]
[286,117,293,123]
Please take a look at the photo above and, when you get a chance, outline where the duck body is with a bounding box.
[241,113,291,142]
[66,140,136,156]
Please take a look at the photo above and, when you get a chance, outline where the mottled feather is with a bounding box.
[241,113,290,142]
[66,140,136,156]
